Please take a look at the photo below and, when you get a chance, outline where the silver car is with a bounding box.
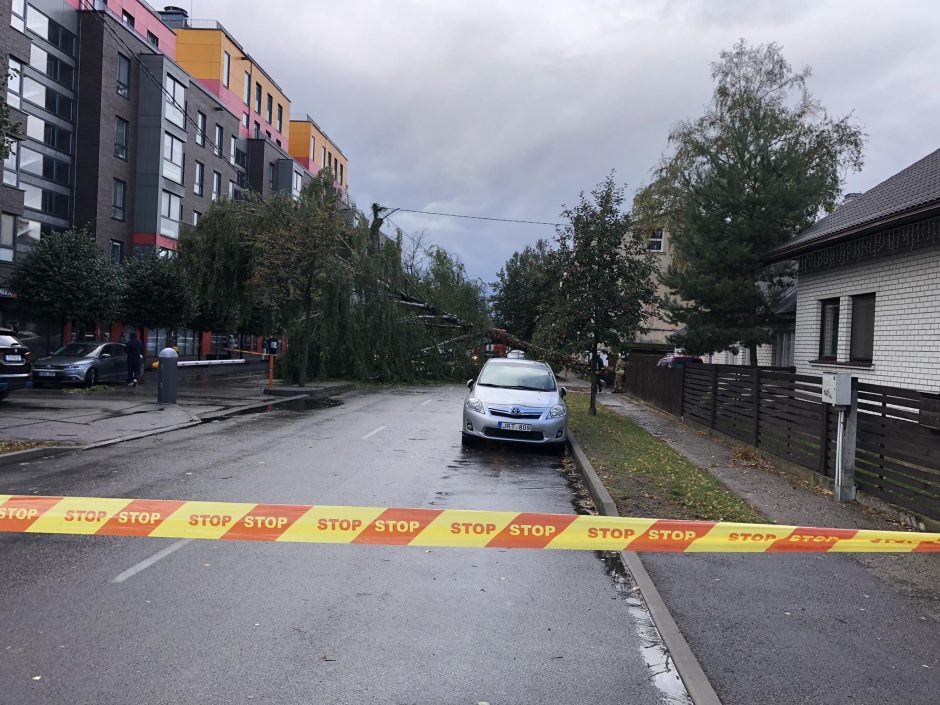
[462,358,568,449]
[32,342,129,387]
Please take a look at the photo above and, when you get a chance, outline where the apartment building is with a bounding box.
[289,113,348,200]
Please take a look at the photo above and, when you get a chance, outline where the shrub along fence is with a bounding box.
[620,361,940,523]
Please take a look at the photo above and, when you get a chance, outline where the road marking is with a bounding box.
[420,399,432,406]
[361,425,386,440]
[111,539,192,583]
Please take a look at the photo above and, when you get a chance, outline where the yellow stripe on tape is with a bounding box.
[277,506,385,543]
[27,497,130,535]
[147,501,256,540]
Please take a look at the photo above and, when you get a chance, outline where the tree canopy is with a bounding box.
[637,40,865,358]
[490,239,560,342]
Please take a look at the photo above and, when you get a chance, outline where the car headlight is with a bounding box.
[465,397,484,413]
[63,365,83,371]
[549,404,567,418]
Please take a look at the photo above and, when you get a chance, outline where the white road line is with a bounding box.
[421,399,432,406]
[361,425,386,440]
[111,539,192,584]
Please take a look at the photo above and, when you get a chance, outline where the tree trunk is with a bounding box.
[589,336,598,417]
[748,342,758,368]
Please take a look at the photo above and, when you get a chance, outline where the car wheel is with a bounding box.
[84,368,98,388]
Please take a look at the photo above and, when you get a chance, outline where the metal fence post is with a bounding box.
[709,366,719,429]
[835,378,858,502]
[752,367,761,446]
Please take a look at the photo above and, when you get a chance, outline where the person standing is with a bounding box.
[125,332,143,386]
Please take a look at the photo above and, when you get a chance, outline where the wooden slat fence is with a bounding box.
[620,361,683,416]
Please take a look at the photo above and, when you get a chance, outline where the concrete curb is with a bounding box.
[0,445,76,468]
[567,431,723,705]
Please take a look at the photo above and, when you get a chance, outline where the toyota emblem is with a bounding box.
[511,407,521,415]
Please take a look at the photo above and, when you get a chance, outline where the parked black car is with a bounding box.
[0,329,32,400]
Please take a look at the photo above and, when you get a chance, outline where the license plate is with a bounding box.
[36,370,55,377]
[498,422,532,432]
[4,354,22,362]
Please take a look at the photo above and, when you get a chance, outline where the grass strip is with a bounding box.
[0,440,72,455]
[567,394,765,523]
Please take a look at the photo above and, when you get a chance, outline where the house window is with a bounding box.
[327,151,332,172]
[1,213,16,262]
[276,104,283,133]
[110,239,124,263]
[163,132,184,184]
[160,190,182,238]
[112,180,126,221]
[195,111,206,147]
[310,136,315,159]
[774,330,794,368]
[121,10,134,28]
[117,53,130,98]
[292,171,302,197]
[228,181,235,199]
[253,121,261,139]
[265,94,273,123]
[229,135,237,164]
[222,51,231,88]
[267,162,275,189]
[147,31,159,48]
[339,163,344,186]
[211,171,221,201]
[192,211,201,226]
[819,298,840,361]
[164,74,185,128]
[243,71,250,104]
[255,82,262,113]
[193,160,204,196]
[242,113,249,129]
[648,228,664,252]
[321,145,326,170]
[213,124,223,157]
[10,0,25,32]
[114,117,129,160]
[850,293,876,363]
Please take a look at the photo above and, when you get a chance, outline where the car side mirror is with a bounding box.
[466,379,474,389]
[560,387,567,398]
[99,353,111,359]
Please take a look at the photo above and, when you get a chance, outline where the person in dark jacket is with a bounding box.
[125,332,143,386]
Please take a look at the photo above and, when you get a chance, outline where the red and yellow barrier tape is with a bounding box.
[1,495,938,552]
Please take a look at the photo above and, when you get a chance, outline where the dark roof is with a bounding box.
[767,148,940,260]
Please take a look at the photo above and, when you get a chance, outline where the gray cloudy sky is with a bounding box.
[193,0,940,282]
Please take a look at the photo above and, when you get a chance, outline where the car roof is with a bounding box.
[484,358,550,369]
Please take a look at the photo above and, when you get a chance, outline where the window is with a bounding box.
[213,124,223,157]
[255,82,262,113]
[116,53,131,98]
[228,180,235,199]
[211,171,221,201]
[850,294,876,363]
[28,116,72,154]
[819,298,840,361]
[648,228,664,252]
[164,75,185,128]
[276,104,283,133]
[253,121,261,139]
[30,45,74,89]
[114,117,129,160]
[267,162,275,189]
[110,239,124,263]
[292,171,302,197]
[112,179,126,221]
[27,8,75,56]
[121,10,135,28]
[163,132,184,183]
[3,142,17,186]
[194,160,204,196]
[23,77,72,119]
[229,135,236,164]
[1,213,15,263]
[265,130,271,139]
[11,0,25,32]
[243,71,251,104]
[322,146,326,170]
[328,151,333,172]
[19,146,69,185]
[7,58,22,109]
[339,163,344,186]
[147,31,159,48]
[39,190,69,219]
[275,138,280,148]
[160,190,182,238]
[195,111,206,146]
[310,136,315,159]
[266,94,273,123]
[192,211,201,226]
[242,113,249,129]
[222,51,231,88]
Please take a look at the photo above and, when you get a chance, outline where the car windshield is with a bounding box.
[53,343,102,358]
[477,363,556,391]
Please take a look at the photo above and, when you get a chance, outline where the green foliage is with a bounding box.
[119,252,195,331]
[490,239,560,341]
[640,40,864,356]
[11,229,121,327]
[1,59,22,161]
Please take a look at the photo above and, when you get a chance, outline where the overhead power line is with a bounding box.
[390,208,563,227]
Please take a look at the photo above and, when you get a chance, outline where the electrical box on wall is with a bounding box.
[821,372,852,406]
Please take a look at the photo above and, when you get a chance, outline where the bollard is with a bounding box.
[157,347,179,404]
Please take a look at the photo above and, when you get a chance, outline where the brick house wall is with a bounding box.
[794,244,940,391]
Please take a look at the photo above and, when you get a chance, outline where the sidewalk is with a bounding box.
[0,369,351,447]
[590,390,940,705]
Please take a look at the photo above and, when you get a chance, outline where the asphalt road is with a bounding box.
[0,387,679,705]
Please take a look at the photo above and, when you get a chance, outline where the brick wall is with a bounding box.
[794,244,940,391]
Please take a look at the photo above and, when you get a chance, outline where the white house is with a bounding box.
[765,148,940,391]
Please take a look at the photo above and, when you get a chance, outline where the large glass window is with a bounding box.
[11,0,25,32]
[1,213,15,262]
[276,104,283,133]
[28,115,72,154]
[7,58,22,109]
[3,142,17,186]
[254,82,262,113]
[164,74,185,128]
[19,145,67,185]
[195,111,206,147]
[112,179,126,221]
[229,135,236,164]
[26,6,75,55]
[265,94,273,123]
[117,53,130,98]
[850,293,876,363]
[163,132,184,184]
[211,171,221,201]
[114,117,129,160]
[222,51,231,88]
[819,298,840,361]
[193,160,204,196]
[212,124,223,157]
[160,190,182,238]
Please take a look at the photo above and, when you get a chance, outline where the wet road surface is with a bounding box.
[0,386,680,704]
